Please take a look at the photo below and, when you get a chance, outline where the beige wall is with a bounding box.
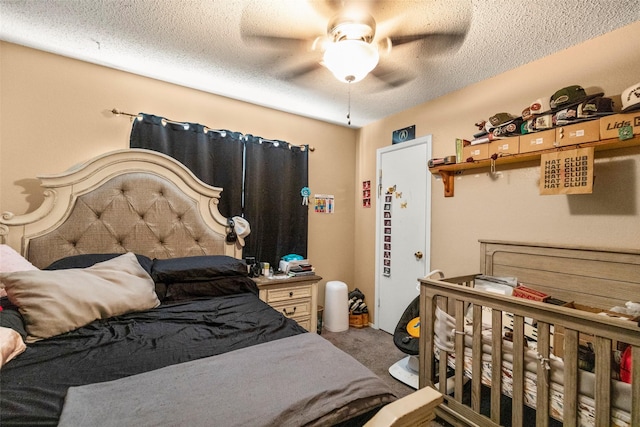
[0,41,357,305]
[2,21,640,326]
[354,21,640,322]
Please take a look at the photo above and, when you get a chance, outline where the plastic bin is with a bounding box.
[324,281,349,332]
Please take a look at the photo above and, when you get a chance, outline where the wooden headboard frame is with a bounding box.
[480,239,640,310]
[0,149,242,268]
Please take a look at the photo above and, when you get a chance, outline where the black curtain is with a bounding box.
[130,114,244,218]
[129,114,309,266]
[243,136,309,267]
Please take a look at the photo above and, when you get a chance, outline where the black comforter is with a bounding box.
[0,294,306,426]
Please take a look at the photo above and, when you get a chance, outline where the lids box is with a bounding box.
[555,119,600,147]
[489,136,519,156]
[519,129,556,153]
[462,142,489,161]
[599,113,640,139]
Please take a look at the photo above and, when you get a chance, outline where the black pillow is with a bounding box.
[0,309,28,340]
[43,253,164,300]
[45,253,153,275]
[164,276,259,302]
[151,256,248,283]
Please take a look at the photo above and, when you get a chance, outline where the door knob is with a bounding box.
[414,251,423,260]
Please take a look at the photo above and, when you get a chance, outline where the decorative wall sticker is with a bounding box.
[301,187,310,205]
[362,180,371,208]
[314,194,335,213]
[382,194,393,277]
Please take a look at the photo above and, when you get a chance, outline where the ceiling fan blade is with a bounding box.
[278,61,324,80]
[242,34,316,52]
[389,31,467,46]
[370,63,414,88]
[309,0,385,17]
[388,31,468,52]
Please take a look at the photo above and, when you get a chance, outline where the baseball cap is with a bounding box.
[577,96,615,118]
[522,98,552,120]
[549,85,603,111]
[488,112,517,129]
[232,216,251,246]
[621,82,640,113]
[529,98,551,116]
[491,118,523,137]
[520,119,535,135]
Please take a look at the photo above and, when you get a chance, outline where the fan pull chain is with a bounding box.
[347,80,352,126]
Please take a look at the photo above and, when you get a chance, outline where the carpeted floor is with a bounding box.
[320,326,449,426]
[320,326,414,398]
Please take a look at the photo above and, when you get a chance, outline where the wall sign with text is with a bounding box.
[540,147,594,195]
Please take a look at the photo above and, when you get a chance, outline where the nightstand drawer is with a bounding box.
[295,316,311,331]
[270,299,312,319]
[254,274,320,335]
[266,285,312,303]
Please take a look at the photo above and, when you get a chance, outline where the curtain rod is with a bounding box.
[111,108,315,152]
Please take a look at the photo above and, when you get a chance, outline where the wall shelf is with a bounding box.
[429,135,640,197]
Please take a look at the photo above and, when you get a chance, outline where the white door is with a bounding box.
[375,136,431,334]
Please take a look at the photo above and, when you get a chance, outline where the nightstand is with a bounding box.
[253,274,321,333]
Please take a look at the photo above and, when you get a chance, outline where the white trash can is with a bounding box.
[324,281,349,332]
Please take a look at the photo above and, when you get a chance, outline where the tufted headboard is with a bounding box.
[1,149,241,268]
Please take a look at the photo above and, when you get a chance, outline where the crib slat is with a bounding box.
[536,322,550,427]
[632,346,640,426]
[563,329,579,427]
[491,308,503,424]
[471,304,482,412]
[438,352,448,395]
[420,292,435,390]
[594,336,611,426]
[454,300,466,402]
[512,315,525,427]
[436,296,449,395]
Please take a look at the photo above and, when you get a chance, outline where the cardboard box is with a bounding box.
[519,129,556,153]
[599,112,640,139]
[462,142,489,161]
[489,137,519,156]
[555,119,600,147]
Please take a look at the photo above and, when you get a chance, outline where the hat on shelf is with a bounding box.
[621,82,640,113]
[577,96,615,118]
[488,112,518,128]
[491,118,523,137]
[485,112,518,133]
[534,114,553,130]
[520,119,535,134]
[549,85,603,111]
[521,98,552,120]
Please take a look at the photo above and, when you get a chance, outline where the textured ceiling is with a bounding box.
[1,0,639,127]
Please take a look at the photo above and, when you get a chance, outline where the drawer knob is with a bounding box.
[289,291,294,298]
[283,307,297,316]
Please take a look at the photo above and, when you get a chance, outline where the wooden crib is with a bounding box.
[418,240,640,427]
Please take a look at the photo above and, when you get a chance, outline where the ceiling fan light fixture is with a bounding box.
[323,39,379,83]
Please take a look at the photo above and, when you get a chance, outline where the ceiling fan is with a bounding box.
[241,0,472,88]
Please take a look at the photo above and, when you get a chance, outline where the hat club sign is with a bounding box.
[540,147,594,195]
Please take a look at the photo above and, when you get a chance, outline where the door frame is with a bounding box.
[373,135,432,330]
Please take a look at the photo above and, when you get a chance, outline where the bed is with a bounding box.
[0,149,414,426]
[418,240,640,427]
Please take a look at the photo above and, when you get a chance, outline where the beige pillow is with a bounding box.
[0,244,39,298]
[0,326,26,368]
[0,253,160,342]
